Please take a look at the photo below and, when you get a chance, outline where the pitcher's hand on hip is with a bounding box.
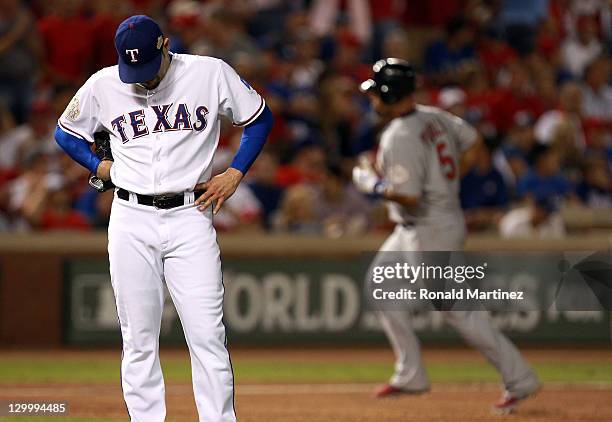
[195,168,243,214]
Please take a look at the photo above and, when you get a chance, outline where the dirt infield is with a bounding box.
[3,381,612,421]
[1,348,611,422]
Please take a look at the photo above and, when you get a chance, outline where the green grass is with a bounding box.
[0,357,610,422]
[0,358,611,384]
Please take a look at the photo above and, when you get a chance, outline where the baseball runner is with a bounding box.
[55,15,273,422]
[353,58,540,413]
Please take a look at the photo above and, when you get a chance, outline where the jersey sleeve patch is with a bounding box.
[388,164,410,185]
[65,96,80,121]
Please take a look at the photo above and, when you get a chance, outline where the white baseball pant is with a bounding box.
[108,192,236,422]
[375,221,539,395]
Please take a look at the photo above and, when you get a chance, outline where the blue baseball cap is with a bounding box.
[115,15,164,84]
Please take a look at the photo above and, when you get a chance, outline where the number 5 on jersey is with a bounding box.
[421,121,456,180]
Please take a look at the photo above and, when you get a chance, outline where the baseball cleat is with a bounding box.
[491,386,540,414]
[374,383,429,399]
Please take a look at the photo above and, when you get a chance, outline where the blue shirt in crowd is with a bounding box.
[499,0,549,27]
[424,41,476,74]
[516,169,572,201]
[461,168,509,210]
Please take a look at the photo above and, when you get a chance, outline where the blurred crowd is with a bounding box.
[0,0,610,237]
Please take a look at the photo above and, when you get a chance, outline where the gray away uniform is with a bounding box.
[374,105,538,394]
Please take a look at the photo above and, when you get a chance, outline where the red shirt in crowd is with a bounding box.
[91,13,124,69]
[489,88,545,134]
[40,210,91,231]
[38,14,96,82]
[402,0,467,26]
[478,41,518,77]
[465,90,496,124]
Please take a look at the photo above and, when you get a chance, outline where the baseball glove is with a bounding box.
[88,130,115,193]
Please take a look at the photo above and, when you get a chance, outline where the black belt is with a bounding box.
[401,222,415,228]
[117,188,204,209]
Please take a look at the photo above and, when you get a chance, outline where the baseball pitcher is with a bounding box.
[353,58,539,414]
[55,15,273,422]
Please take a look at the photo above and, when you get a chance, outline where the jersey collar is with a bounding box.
[399,108,417,118]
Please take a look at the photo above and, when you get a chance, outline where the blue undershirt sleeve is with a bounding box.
[54,125,101,175]
[229,104,274,174]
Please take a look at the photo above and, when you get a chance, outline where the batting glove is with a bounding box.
[352,166,389,196]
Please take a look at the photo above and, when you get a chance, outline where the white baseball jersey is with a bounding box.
[376,104,477,225]
[59,52,266,422]
[58,53,265,195]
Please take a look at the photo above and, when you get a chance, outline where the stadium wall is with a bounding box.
[1,233,611,347]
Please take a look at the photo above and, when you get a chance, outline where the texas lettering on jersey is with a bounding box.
[111,103,209,143]
[58,54,264,195]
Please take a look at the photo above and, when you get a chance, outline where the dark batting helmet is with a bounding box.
[360,58,416,104]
